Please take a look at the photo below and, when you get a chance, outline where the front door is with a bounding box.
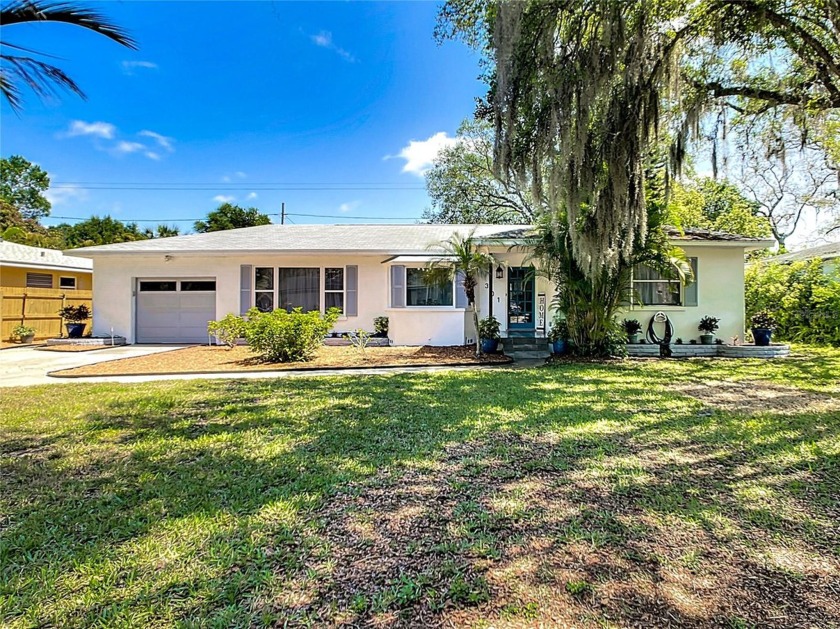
[507,267,535,330]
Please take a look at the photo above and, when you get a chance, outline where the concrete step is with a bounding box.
[504,343,548,352]
[508,350,550,360]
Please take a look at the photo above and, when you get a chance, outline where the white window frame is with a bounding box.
[630,265,683,307]
[405,266,456,308]
[59,276,77,290]
[323,267,345,314]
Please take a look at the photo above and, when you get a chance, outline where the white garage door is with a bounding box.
[136,279,216,343]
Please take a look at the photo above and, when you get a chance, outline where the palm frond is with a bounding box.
[1,54,84,102]
[1,1,137,49]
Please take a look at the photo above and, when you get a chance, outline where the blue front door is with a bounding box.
[508,267,535,330]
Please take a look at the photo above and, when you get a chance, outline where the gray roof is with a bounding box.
[66,223,771,257]
[663,226,773,242]
[67,224,535,256]
[766,241,840,264]
[0,239,93,271]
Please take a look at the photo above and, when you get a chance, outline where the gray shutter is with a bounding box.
[390,265,405,308]
[455,270,469,308]
[240,265,253,315]
[345,265,358,316]
[684,257,698,307]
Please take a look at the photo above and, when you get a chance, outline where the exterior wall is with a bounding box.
[0,265,92,291]
[87,243,750,346]
[618,245,747,343]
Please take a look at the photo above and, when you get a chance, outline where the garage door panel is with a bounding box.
[136,280,215,343]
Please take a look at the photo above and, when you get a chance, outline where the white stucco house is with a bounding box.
[67,223,772,346]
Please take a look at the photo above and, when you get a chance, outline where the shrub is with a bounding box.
[244,307,340,362]
[345,328,373,356]
[58,304,91,322]
[373,316,389,337]
[207,314,247,349]
[547,317,569,342]
[477,315,500,340]
[698,316,720,334]
[12,324,35,339]
[750,310,777,330]
[745,260,840,346]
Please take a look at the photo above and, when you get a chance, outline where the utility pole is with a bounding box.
[280,202,285,225]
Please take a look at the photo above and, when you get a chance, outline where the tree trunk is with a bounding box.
[472,302,481,357]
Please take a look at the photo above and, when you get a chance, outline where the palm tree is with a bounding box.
[430,229,495,357]
[1,1,136,111]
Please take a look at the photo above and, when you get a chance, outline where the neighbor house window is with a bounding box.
[406,268,453,307]
[278,268,320,312]
[324,267,344,312]
[255,267,274,312]
[631,265,682,306]
[59,276,77,290]
[26,272,53,288]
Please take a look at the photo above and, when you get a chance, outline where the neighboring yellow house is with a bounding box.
[1,240,93,340]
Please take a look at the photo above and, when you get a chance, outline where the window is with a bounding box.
[255,267,274,312]
[406,268,453,307]
[139,281,176,292]
[324,267,344,312]
[26,272,53,288]
[278,268,320,312]
[631,265,681,306]
[59,276,77,290]
[181,280,216,292]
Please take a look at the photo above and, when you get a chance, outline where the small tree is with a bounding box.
[194,203,272,233]
[429,230,495,357]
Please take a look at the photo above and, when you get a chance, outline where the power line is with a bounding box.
[54,181,424,186]
[46,213,424,223]
[49,185,425,191]
[286,212,419,220]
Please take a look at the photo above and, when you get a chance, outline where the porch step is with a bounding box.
[505,330,537,338]
[502,338,548,352]
[507,350,550,361]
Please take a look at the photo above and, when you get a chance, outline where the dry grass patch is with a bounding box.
[676,379,840,414]
[51,344,510,376]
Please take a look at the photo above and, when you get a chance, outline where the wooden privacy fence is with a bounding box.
[0,287,93,340]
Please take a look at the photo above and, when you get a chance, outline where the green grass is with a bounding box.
[1,346,838,627]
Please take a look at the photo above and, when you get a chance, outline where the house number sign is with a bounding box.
[537,293,546,333]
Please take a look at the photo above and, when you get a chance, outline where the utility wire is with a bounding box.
[49,184,425,191]
[47,214,424,223]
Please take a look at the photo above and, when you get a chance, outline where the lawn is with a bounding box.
[1,348,838,628]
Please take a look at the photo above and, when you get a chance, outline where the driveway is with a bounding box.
[0,345,187,388]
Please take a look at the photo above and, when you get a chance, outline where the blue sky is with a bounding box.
[1,1,485,230]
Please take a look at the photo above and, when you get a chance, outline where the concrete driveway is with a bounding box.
[0,345,187,388]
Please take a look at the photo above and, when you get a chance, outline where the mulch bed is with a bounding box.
[50,344,511,377]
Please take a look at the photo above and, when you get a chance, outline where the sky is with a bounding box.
[1,0,484,231]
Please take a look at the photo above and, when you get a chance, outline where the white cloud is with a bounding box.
[221,171,247,183]
[44,183,88,207]
[121,60,158,75]
[338,201,361,213]
[65,120,116,139]
[213,195,235,203]
[310,30,356,62]
[392,132,460,176]
[247,192,258,200]
[115,141,146,154]
[138,130,174,152]
[235,171,246,179]
[145,151,161,160]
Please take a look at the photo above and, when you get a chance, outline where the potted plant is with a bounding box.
[751,311,777,346]
[622,318,642,344]
[548,318,569,355]
[698,316,720,345]
[11,324,36,344]
[477,315,501,354]
[58,304,92,338]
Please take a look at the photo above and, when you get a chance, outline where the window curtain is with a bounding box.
[278,268,320,312]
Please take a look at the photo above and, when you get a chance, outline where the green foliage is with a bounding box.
[477,315,500,340]
[194,203,272,233]
[622,319,642,336]
[565,579,592,596]
[698,316,720,334]
[58,304,91,322]
[373,316,389,337]
[745,261,840,346]
[244,307,340,362]
[53,215,150,248]
[207,314,247,349]
[345,329,373,356]
[0,156,51,220]
[547,317,569,342]
[11,324,35,339]
[750,311,777,331]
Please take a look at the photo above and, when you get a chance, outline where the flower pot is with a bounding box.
[480,338,499,354]
[65,322,87,338]
[19,334,35,344]
[752,327,772,346]
[627,333,640,344]
[551,339,568,355]
[700,333,715,345]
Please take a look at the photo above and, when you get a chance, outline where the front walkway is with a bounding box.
[0,345,528,388]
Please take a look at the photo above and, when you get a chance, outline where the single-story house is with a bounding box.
[1,239,93,291]
[762,240,840,275]
[68,224,772,345]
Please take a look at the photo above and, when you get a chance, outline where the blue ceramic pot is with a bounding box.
[480,338,499,354]
[752,328,772,346]
[551,339,568,355]
[66,323,86,338]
